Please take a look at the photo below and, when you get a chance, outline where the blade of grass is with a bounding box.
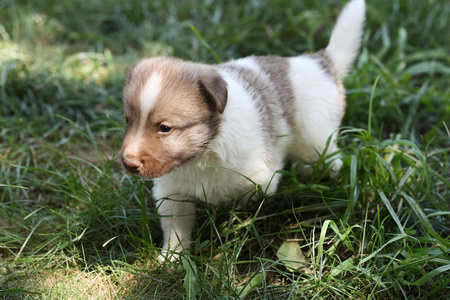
[412,264,450,286]
[368,75,380,135]
[379,191,405,235]
[190,25,222,63]
[14,219,43,261]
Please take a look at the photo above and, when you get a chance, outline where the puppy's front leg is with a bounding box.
[155,194,196,262]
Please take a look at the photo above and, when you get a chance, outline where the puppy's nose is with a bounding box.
[122,158,140,174]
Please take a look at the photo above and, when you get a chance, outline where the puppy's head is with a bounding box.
[119,58,227,179]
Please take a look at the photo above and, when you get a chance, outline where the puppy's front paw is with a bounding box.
[157,249,180,264]
[330,158,343,178]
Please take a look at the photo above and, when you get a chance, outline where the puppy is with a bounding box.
[120,0,365,261]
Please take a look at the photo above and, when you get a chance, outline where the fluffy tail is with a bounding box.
[325,0,365,78]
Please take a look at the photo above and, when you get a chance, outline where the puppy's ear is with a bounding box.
[199,74,228,114]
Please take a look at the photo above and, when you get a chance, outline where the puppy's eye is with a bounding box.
[158,125,172,133]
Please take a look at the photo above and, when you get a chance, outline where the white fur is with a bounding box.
[287,56,343,170]
[227,57,266,78]
[138,73,163,138]
[326,0,365,78]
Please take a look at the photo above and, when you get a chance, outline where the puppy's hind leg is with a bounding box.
[155,194,197,262]
[241,157,285,208]
[289,131,343,178]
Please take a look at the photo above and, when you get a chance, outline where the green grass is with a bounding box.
[1,0,449,298]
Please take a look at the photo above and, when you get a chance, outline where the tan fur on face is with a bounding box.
[120,58,227,178]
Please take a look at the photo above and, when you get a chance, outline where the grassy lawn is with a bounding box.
[1,0,449,298]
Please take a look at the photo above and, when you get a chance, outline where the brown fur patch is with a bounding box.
[310,50,338,79]
[198,74,228,114]
[254,56,295,128]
